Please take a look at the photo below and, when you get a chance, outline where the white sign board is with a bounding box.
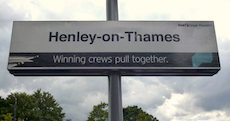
[8,21,220,76]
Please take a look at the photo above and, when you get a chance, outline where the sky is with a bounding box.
[0,0,230,121]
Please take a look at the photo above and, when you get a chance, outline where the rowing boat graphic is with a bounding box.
[8,55,39,68]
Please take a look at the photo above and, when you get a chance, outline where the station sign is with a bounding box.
[8,21,220,76]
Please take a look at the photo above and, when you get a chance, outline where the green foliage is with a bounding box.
[0,97,10,118]
[87,103,159,121]
[7,92,34,120]
[30,89,65,121]
[124,106,158,121]
[0,113,13,121]
[136,112,158,121]
[0,89,66,121]
[17,118,22,121]
[87,102,108,121]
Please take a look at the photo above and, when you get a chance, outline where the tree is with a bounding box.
[31,89,65,121]
[87,102,108,121]
[7,92,34,120]
[5,89,65,121]
[0,113,13,121]
[87,103,159,121]
[136,112,156,121]
[0,97,11,120]
[124,106,158,121]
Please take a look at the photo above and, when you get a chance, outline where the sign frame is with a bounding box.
[8,21,220,76]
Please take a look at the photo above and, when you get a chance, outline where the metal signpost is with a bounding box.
[108,72,123,121]
[106,1,123,120]
[7,0,221,121]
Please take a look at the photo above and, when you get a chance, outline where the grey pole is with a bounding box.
[106,0,118,21]
[108,72,123,121]
[106,0,123,121]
